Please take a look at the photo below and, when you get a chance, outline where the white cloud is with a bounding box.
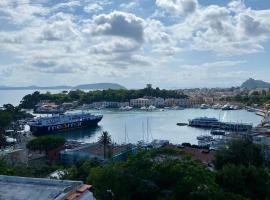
[0,0,270,87]
[84,3,103,13]
[163,1,270,55]
[52,1,81,11]
[83,11,145,43]
[119,2,139,11]
[156,0,198,15]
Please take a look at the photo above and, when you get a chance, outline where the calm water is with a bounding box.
[0,90,65,106]
[1,90,262,145]
[57,109,262,145]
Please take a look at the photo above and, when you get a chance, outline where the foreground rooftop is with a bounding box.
[0,175,95,200]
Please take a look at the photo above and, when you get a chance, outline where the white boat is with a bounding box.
[148,105,156,110]
[200,104,209,109]
[140,106,147,110]
[212,104,221,109]
[119,106,133,111]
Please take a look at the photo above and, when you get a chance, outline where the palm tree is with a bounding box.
[98,131,112,159]
[0,133,6,148]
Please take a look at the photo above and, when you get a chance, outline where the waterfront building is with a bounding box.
[164,98,203,107]
[117,102,130,107]
[60,143,136,165]
[130,97,164,108]
[0,148,26,165]
[130,98,153,107]
[35,100,64,114]
[252,131,270,161]
[91,101,120,108]
[0,175,95,200]
[62,101,79,110]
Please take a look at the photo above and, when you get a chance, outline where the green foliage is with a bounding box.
[0,158,62,178]
[0,104,31,130]
[65,159,101,182]
[214,139,264,169]
[0,159,15,175]
[12,162,61,178]
[19,88,187,109]
[27,136,65,155]
[0,132,7,147]
[225,90,270,106]
[216,164,270,200]
[87,149,239,200]
[98,131,112,159]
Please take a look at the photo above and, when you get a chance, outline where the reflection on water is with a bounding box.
[57,126,102,143]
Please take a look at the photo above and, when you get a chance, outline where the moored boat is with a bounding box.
[210,129,225,136]
[28,112,103,136]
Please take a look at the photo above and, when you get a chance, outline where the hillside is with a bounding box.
[0,83,126,90]
[74,83,126,90]
[241,78,270,88]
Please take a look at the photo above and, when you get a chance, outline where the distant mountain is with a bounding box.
[0,83,126,90]
[74,83,126,90]
[241,78,270,88]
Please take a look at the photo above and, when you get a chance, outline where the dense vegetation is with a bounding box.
[0,104,32,147]
[223,90,270,106]
[1,139,270,199]
[27,135,66,157]
[0,158,63,178]
[19,87,187,109]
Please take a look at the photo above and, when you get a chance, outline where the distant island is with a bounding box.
[0,83,126,90]
[241,78,270,89]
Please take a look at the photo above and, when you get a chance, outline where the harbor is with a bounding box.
[34,108,261,145]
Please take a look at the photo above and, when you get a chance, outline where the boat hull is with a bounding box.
[30,116,102,136]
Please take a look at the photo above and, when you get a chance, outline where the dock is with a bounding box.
[189,122,252,132]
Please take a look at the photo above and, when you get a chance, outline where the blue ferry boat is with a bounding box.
[28,112,103,136]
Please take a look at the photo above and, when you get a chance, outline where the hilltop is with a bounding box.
[241,78,270,88]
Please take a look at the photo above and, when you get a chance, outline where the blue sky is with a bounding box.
[0,0,270,89]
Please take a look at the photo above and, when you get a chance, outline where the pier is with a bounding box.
[188,120,253,132]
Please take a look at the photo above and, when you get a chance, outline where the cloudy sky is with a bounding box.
[0,0,270,89]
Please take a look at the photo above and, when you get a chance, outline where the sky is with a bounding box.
[0,0,270,89]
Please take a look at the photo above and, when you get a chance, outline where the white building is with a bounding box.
[130,97,165,108]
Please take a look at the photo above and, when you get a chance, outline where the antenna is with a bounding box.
[142,121,145,142]
[124,123,129,144]
[147,118,149,143]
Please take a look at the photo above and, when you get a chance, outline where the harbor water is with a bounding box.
[57,108,262,145]
[0,90,262,145]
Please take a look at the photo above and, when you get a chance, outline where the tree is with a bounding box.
[214,139,264,169]
[88,149,244,200]
[0,132,6,148]
[216,164,270,200]
[0,159,14,175]
[98,131,112,159]
[27,136,65,158]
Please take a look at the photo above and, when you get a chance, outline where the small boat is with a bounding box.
[200,104,209,109]
[119,106,133,111]
[247,108,256,112]
[212,104,221,109]
[176,122,188,126]
[148,105,156,110]
[210,129,225,136]
[140,106,147,110]
[222,104,234,110]
[197,135,213,141]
